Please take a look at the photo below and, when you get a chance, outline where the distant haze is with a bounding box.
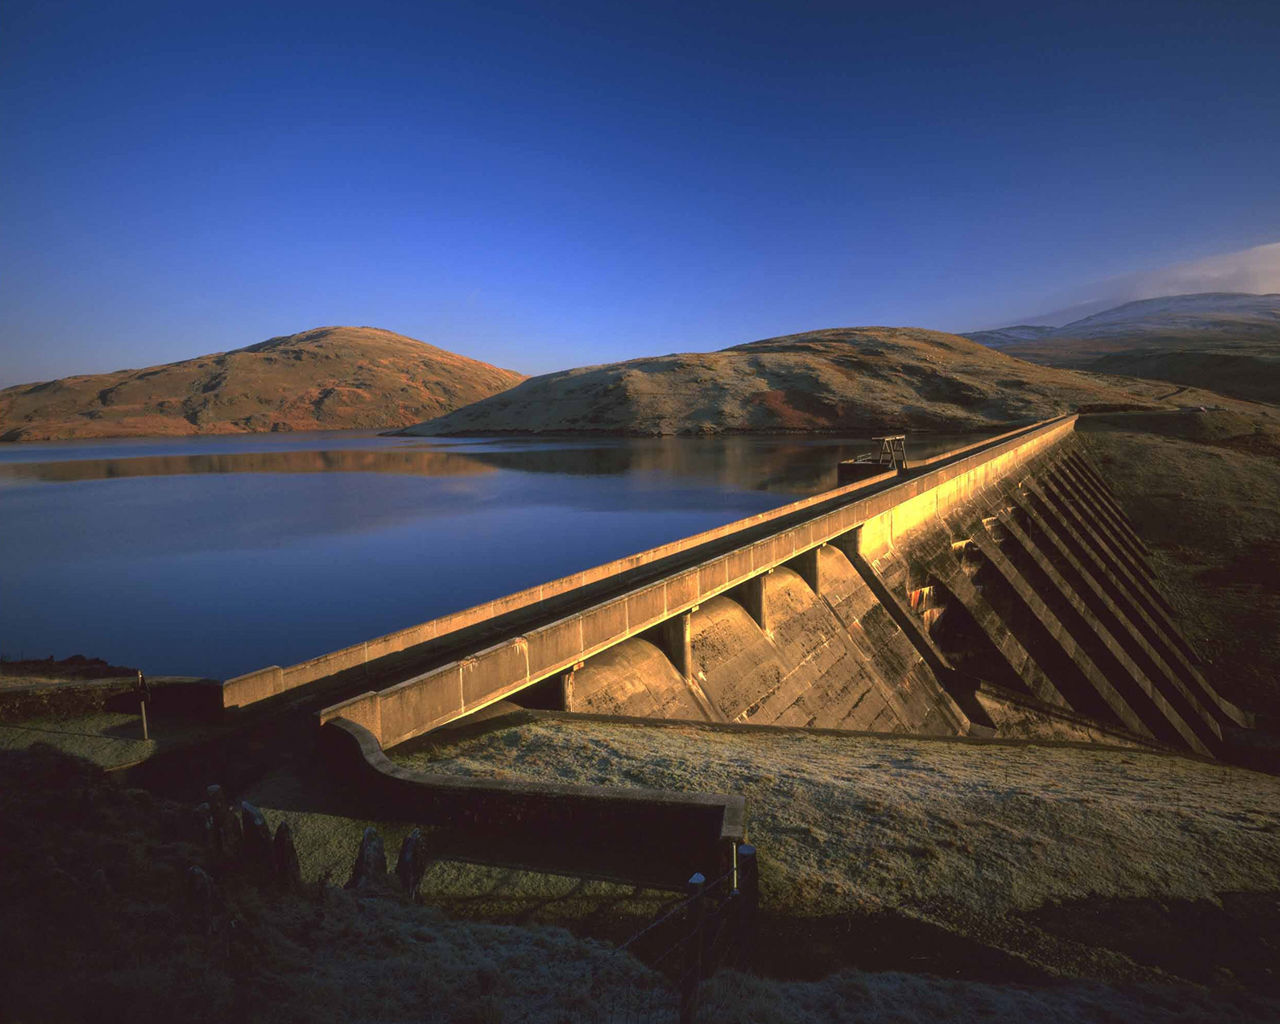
[996,243,1280,328]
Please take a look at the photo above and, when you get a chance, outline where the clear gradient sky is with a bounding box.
[3,0,1279,385]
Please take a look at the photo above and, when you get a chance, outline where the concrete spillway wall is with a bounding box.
[321,716,743,889]
[304,413,1254,764]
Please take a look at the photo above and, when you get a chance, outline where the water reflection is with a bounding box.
[0,431,990,495]
[0,429,998,678]
[0,448,494,483]
[461,433,989,493]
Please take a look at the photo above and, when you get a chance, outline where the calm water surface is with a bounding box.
[0,430,982,679]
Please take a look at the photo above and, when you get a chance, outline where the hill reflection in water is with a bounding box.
[0,430,990,494]
[0,447,495,483]
[0,429,994,678]
[459,432,988,494]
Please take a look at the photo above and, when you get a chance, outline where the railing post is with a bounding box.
[680,872,706,1024]
[737,844,758,971]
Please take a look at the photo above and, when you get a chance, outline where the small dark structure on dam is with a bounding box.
[210,414,1263,886]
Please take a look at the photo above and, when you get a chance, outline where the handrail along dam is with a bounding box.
[221,413,1252,764]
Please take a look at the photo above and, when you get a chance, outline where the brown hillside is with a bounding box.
[979,294,1280,404]
[0,327,523,442]
[1077,407,1280,720]
[403,326,1230,437]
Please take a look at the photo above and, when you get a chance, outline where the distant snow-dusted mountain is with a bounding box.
[964,293,1280,404]
[1045,292,1280,338]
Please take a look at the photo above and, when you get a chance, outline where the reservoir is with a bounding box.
[0,430,981,679]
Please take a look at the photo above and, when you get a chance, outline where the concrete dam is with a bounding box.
[219,413,1251,763]
[195,413,1274,887]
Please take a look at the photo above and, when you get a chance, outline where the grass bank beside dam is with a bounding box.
[6,408,1280,1022]
[381,712,1280,989]
[1077,407,1280,721]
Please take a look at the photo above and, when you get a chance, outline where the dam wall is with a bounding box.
[295,412,1273,895]
[317,417,1085,749]
[226,419,1064,711]
[250,411,1254,770]
[221,466,903,710]
[573,554,966,736]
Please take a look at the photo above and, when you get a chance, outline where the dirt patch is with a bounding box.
[749,389,840,430]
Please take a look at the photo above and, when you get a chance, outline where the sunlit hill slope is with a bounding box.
[0,327,524,442]
[403,326,1221,437]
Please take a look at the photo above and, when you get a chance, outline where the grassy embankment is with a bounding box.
[1077,406,1280,720]
[390,716,1280,985]
[6,733,1280,1023]
[6,399,1280,1022]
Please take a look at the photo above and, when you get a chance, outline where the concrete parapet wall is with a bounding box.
[856,419,1073,561]
[322,689,381,737]
[302,413,1267,773]
[908,420,1058,471]
[226,467,909,709]
[222,666,284,708]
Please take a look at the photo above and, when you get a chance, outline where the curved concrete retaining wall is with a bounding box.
[322,716,744,889]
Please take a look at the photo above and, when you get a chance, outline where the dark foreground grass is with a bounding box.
[0,745,665,1024]
[394,715,1280,989]
[4,743,1280,1022]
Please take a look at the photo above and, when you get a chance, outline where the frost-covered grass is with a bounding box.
[0,711,155,767]
[386,715,1280,998]
[245,715,1280,1017]
[395,717,1280,922]
[694,968,1276,1024]
[9,735,1278,1023]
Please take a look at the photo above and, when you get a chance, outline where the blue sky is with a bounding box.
[3,0,1279,384]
